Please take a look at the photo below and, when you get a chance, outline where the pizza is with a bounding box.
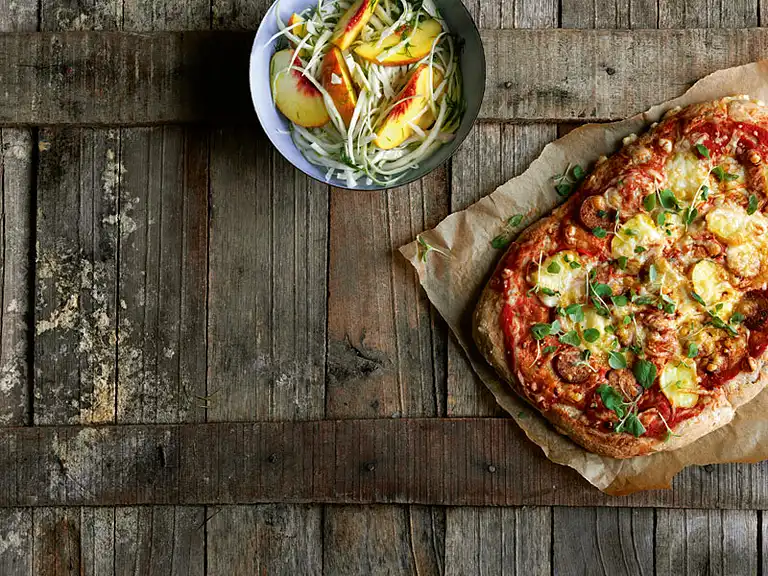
[473,96,768,458]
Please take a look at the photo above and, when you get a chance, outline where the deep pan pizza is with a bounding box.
[474,96,768,458]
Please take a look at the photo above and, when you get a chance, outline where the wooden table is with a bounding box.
[0,0,766,574]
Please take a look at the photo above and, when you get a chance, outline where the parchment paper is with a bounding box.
[399,60,768,494]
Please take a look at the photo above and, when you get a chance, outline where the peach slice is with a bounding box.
[355,19,442,66]
[374,65,443,149]
[286,13,308,45]
[331,0,378,51]
[321,47,358,127]
[270,49,330,128]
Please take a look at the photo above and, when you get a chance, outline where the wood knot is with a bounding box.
[487,465,497,473]
[267,453,278,463]
[365,462,376,472]
[605,67,616,76]
[503,81,513,89]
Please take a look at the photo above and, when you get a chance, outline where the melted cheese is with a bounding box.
[611,214,664,260]
[665,151,711,201]
[656,257,700,322]
[706,205,751,245]
[579,307,617,356]
[726,243,761,278]
[690,260,739,317]
[660,360,699,408]
[531,251,585,307]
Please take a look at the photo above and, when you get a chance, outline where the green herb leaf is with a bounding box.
[618,413,646,437]
[551,320,562,334]
[710,316,739,337]
[695,143,710,159]
[633,295,656,306]
[491,235,511,249]
[635,246,647,254]
[564,303,584,323]
[623,315,632,325]
[583,328,600,343]
[592,283,613,298]
[711,165,737,181]
[684,207,698,225]
[540,287,557,296]
[659,188,680,210]
[633,359,657,389]
[531,323,551,341]
[623,228,637,237]
[660,294,677,314]
[730,312,745,325]
[748,194,759,215]
[592,226,607,239]
[555,183,572,197]
[569,261,581,269]
[701,186,710,200]
[687,341,698,358]
[616,256,628,270]
[691,292,706,306]
[589,269,597,281]
[597,385,626,418]
[572,165,586,180]
[542,345,557,355]
[507,214,524,227]
[643,194,656,212]
[656,212,666,226]
[597,209,607,218]
[559,330,582,347]
[605,325,615,334]
[608,351,627,369]
[611,295,628,307]
[547,261,561,274]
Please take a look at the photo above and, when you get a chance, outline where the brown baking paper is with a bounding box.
[400,60,768,494]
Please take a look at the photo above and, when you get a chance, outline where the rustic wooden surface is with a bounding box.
[1,0,767,573]
[7,28,768,125]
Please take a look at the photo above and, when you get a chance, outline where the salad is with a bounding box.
[267,0,464,187]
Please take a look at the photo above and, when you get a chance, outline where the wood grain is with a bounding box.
[0,0,36,428]
[325,169,448,574]
[0,419,766,508]
[2,29,768,125]
[116,127,209,424]
[206,125,327,574]
[445,507,551,575]
[656,509,759,574]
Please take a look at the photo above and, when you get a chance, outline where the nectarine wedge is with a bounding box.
[374,65,443,149]
[321,47,358,127]
[355,19,442,66]
[331,0,378,51]
[286,13,308,45]
[270,49,330,128]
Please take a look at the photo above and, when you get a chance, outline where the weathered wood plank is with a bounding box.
[206,505,322,575]
[2,29,768,125]
[656,509,759,575]
[324,170,448,574]
[0,509,32,576]
[659,0,758,28]
[552,508,654,576]
[0,0,36,431]
[35,127,120,425]
[445,507,551,575]
[0,130,32,426]
[0,420,767,508]
[205,126,327,573]
[116,127,209,424]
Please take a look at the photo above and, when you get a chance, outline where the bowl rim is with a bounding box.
[249,0,486,192]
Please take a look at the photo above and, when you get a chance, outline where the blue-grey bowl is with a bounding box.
[249,0,485,191]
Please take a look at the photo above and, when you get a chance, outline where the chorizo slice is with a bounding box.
[579,195,614,230]
[553,347,591,383]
